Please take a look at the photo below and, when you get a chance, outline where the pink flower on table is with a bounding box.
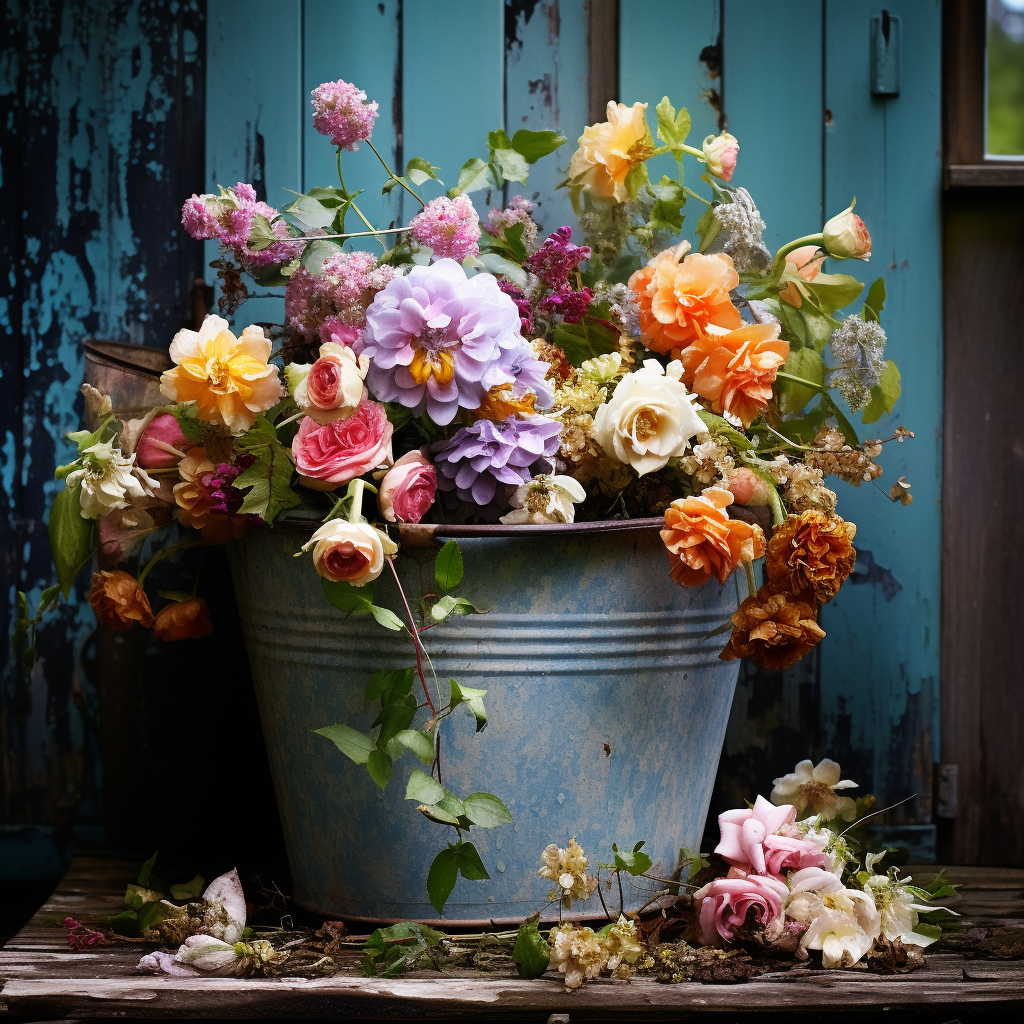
[378,450,437,524]
[693,874,789,944]
[311,79,378,150]
[715,795,828,877]
[291,399,393,491]
[409,195,481,262]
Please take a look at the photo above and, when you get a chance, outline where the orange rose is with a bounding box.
[678,322,789,428]
[154,598,214,641]
[720,588,825,671]
[778,245,825,308]
[661,487,765,587]
[765,510,857,604]
[88,570,154,632]
[628,243,741,354]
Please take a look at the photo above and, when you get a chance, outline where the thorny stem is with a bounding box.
[387,558,436,720]
[366,138,426,208]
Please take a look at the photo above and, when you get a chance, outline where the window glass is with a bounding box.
[988,0,1024,156]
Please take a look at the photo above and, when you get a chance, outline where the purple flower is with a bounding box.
[203,455,254,516]
[498,278,535,335]
[409,195,481,262]
[525,226,591,293]
[431,415,562,507]
[541,287,594,324]
[497,340,555,410]
[362,260,524,425]
[311,79,378,150]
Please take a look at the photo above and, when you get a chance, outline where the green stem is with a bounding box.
[297,228,411,240]
[366,139,425,208]
[743,559,757,599]
[337,148,386,252]
[682,185,711,206]
[774,233,825,263]
[347,478,365,523]
[775,370,826,392]
[138,540,204,586]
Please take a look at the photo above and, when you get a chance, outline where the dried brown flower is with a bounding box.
[889,476,913,505]
[804,426,883,486]
[765,510,857,604]
[88,570,154,632]
[530,339,573,381]
[154,598,214,642]
[720,588,825,670]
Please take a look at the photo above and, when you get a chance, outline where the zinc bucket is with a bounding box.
[228,519,743,924]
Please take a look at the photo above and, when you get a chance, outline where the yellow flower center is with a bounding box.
[409,346,456,386]
[631,408,659,442]
[475,384,537,421]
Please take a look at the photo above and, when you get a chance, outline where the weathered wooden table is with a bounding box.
[1,856,1022,1021]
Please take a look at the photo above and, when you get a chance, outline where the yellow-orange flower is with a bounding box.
[679,322,789,428]
[778,245,825,308]
[88,570,154,632]
[661,486,765,587]
[154,598,213,641]
[160,314,284,434]
[628,243,742,354]
[765,510,857,604]
[720,588,825,671]
[567,101,654,203]
[474,384,537,421]
[173,447,248,544]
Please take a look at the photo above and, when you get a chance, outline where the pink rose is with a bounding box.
[823,203,872,260]
[702,132,739,182]
[302,519,396,586]
[725,468,771,506]
[779,245,826,308]
[293,342,368,423]
[321,316,365,353]
[136,414,188,469]
[714,795,829,878]
[291,399,394,491]
[378,450,437,524]
[693,874,788,943]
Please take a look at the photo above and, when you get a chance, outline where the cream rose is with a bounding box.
[592,359,705,476]
[286,342,369,424]
[302,519,397,586]
[822,202,872,260]
[567,101,652,203]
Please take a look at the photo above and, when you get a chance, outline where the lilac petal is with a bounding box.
[470,475,497,505]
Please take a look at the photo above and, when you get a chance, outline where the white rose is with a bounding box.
[591,359,705,476]
[499,474,587,525]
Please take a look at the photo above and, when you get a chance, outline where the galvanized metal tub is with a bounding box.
[228,519,743,924]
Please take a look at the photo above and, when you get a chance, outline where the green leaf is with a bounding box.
[602,252,642,286]
[623,160,649,200]
[365,668,415,704]
[48,485,96,598]
[233,416,301,525]
[366,749,393,791]
[551,316,620,365]
[695,205,722,253]
[418,803,463,826]
[475,252,528,289]
[301,238,344,275]
[361,921,444,977]
[370,604,405,631]
[655,96,691,149]
[137,899,174,933]
[463,792,513,828]
[777,348,825,415]
[801,272,864,315]
[434,540,464,590]
[696,409,753,451]
[449,680,488,732]
[315,723,375,765]
[108,909,142,937]
[862,277,886,322]
[647,176,687,233]
[454,840,489,881]
[393,729,435,766]
[427,847,459,916]
[861,360,901,424]
[136,850,159,888]
[437,791,467,820]
[430,595,480,623]
[492,147,530,184]
[451,157,492,196]
[612,841,653,876]
[321,578,374,614]
[513,919,551,978]
[169,874,205,900]
[283,194,336,231]
[405,157,442,186]
[508,129,567,163]
[373,692,417,746]
[406,769,445,805]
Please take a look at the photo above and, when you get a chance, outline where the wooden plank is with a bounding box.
[943,0,986,165]
[946,163,1024,187]
[205,0,302,329]
[820,0,943,829]
[504,0,590,236]
[302,0,402,232]
[588,0,619,123]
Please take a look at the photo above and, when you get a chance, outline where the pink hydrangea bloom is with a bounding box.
[409,195,481,262]
[181,195,218,239]
[311,79,378,150]
[693,874,789,943]
[715,795,829,877]
[486,195,535,234]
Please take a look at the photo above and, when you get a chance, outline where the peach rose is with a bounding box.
[154,598,213,641]
[661,486,765,587]
[378,450,437,524]
[135,414,189,469]
[288,342,369,425]
[778,245,826,308]
[303,519,397,586]
[88,570,154,632]
[172,447,247,544]
[823,203,871,260]
[702,132,739,182]
[291,399,393,491]
[678,322,789,428]
[628,242,742,354]
[567,101,654,203]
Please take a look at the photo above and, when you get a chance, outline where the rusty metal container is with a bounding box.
[82,341,171,428]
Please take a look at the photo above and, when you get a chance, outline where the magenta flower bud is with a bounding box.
[136,414,188,469]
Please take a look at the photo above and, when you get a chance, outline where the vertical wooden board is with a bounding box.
[722,0,823,249]
[303,0,401,236]
[619,0,720,200]
[504,0,590,236]
[402,0,505,214]
[205,0,302,329]
[821,0,943,823]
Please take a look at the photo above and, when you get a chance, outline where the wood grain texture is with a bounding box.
[944,0,986,166]
[941,192,1024,865]
[587,0,619,122]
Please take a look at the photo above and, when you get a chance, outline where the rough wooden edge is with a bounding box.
[587,0,619,124]
[946,163,1024,188]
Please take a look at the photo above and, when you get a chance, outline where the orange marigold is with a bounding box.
[628,243,741,354]
[678,322,789,428]
[661,486,766,587]
[765,510,857,604]
[720,588,825,671]
[88,570,154,632]
[153,598,214,642]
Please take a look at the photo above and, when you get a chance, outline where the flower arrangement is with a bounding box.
[29,81,919,927]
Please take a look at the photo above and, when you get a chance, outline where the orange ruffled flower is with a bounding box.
[661,486,765,587]
[173,447,247,544]
[154,598,214,642]
[88,570,154,632]
[628,243,741,354]
[720,588,825,671]
[679,322,789,428]
[765,510,857,604]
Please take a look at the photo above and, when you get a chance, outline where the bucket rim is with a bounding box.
[83,339,171,377]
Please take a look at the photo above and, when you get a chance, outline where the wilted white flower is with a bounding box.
[829,315,887,411]
[790,873,881,968]
[713,188,771,272]
[601,915,643,977]
[548,922,608,989]
[679,432,735,489]
[538,837,598,908]
[500,474,587,525]
[862,865,947,948]
[80,383,112,421]
[580,351,624,384]
[771,758,858,821]
[66,440,156,519]
[782,463,838,514]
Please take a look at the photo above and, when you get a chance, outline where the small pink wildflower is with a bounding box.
[63,916,106,951]
[311,79,378,150]
[486,195,535,234]
[409,195,481,262]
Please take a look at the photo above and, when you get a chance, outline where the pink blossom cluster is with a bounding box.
[63,916,105,951]
[525,225,590,293]
[408,195,481,262]
[311,79,378,150]
[498,278,535,335]
[486,194,535,235]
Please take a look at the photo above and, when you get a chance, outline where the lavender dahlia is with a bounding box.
[431,415,562,506]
